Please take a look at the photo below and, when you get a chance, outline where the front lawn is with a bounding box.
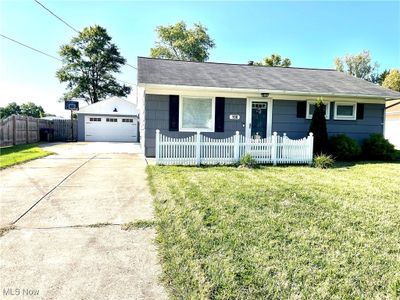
[148,163,400,299]
[0,144,53,168]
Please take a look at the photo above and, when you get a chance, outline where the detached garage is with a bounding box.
[77,97,138,142]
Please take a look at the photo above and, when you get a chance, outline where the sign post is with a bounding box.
[64,100,79,142]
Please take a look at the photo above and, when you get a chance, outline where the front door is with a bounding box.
[251,102,267,138]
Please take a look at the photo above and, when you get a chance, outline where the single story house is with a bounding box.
[385,100,400,149]
[137,57,400,157]
[76,97,138,142]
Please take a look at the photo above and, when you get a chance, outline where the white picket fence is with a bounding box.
[155,130,314,166]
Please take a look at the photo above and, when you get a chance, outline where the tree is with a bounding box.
[308,98,329,154]
[334,50,379,82]
[255,54,291,67]
[0,102,45,119]
[372,69,390,85]
[20,102,45,118]
[56,25,131,104]
[0,102,21,119]
[150,21,215,62]
[383,69,400,92]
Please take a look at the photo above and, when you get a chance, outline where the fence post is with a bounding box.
[282,133,287,163]
[308,132,314,165]
[36,118,39,143]
[272,132,277,166]
[12,115,16,145]
[26,117,30,144]
[234,131,240,162]
[155,129,160,164]
[196,131,201,166]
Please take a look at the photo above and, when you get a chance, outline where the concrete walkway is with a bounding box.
[0,142,167,299]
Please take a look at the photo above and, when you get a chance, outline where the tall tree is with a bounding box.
[150,21,215,62]
[383,69,400,92]
[0,102,21,119]
[334,50,378,82]
[255,54,291,67]
[56,25,131,104]
[308,98,329,155]
[20,102,45,118]
[372,69,390,85]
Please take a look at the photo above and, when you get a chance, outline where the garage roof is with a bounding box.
[138,57,400,99]
[77,97,138,116]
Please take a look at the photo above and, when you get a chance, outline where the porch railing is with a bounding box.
[155,130,314,166]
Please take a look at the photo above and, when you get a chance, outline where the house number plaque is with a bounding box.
[229,114,240,120]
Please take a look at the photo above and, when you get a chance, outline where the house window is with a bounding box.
[306,101,330,120]
[106,118,118,122]
[334,102,357,120]
[89,117,101,122]
[179,96,215,132]
[122,118,133,123]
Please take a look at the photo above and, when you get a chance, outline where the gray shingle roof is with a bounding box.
[137,57,400,99]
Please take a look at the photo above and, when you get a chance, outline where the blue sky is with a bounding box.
[1,0,399,117]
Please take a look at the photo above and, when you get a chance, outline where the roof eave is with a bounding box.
[138,83,399,100]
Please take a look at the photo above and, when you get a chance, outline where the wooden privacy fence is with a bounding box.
[155,130,314,166]
[0,115,77,147]
[51,119,78,142]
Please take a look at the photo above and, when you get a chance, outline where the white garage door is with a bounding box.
[85,116,137,142]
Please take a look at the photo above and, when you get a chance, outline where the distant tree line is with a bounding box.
[0,102,45,119]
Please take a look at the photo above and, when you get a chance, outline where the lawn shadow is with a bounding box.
[332,160,400,169]
[0,143,39,155]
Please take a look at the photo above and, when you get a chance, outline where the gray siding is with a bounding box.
[272,100,384,142]
[144,96,384,157]
[77,114,85,141]
[144,94,246,157]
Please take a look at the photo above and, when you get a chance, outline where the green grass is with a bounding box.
[148,163,400,299]
[122,219,156,230]
[0,144,53,169]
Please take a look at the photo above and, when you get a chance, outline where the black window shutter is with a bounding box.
[357,103,364,120]
[169,95,179,131]
[297,101,307,118]
[215,97,225,132]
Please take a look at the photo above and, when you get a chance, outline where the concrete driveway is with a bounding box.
[0,142,167,299]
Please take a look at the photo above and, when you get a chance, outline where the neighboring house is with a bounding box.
[137,57,400,157]
[76,97,138,142]
[41,116,66,120]
[385,100,400,149]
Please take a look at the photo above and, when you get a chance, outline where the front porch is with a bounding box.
[155,130,313,166]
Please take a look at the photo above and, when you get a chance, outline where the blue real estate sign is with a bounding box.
[65,100,79,111]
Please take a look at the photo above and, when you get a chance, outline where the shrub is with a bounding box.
[362,133,397,161]
[239,153,258,168]
[308,98,329,154]
[329,134,361,161]
[313,154,335,169]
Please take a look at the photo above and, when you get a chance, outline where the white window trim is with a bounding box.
[306,100,330,120]
[179,95,216,132]
[334,102,357,120]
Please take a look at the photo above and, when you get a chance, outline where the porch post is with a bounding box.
[308,132,314,165]
[272,132,277,166]
[282,133,287,163]
[155,129,160,164]
[196,131,201,166]
[234,131,240,162]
